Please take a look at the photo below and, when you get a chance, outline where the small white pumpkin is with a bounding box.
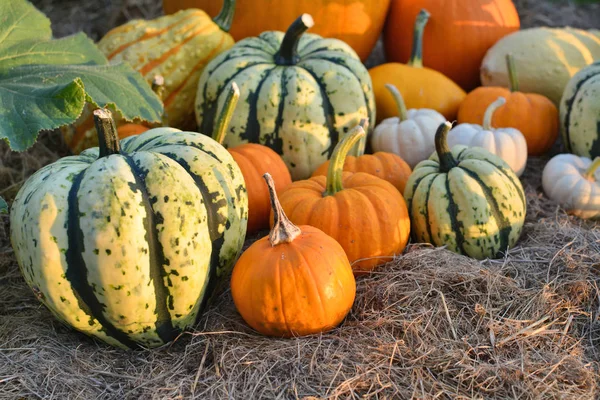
[448,97,528,177]
[542,154,600,219]
[371,84,446,169]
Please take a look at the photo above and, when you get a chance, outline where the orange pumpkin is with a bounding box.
[458,55,559,156]
[213,83,292,233]
[311,120,412,194]
[117,123,150,139]
[231,173,356,337]
[369,10,466,123]
[275,125,411,274]
[384,0,520,91]
[163,0,391,61]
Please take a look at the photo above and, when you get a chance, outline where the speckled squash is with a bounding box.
[10,110,248,349]
[404,122,526,260]
[560,61,600,158]
[195,14,375,180]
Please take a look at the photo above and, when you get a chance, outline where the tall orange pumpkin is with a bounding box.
[384,0,520,91]
[163,0,391,61]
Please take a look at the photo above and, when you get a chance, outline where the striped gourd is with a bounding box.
[560,61,600,158]
[195,14,375,180]
[404,122,526,260]
[10,110,247,349]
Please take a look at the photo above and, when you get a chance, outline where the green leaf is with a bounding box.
[0,196,7,214]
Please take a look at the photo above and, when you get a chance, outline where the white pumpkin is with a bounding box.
[371,84,446,169]
[448,97,528,177]
[542,154,600,219]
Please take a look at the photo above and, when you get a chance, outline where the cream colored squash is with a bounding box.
[371,84,446,169]
[448,97,528,177]
[542,154,600,219]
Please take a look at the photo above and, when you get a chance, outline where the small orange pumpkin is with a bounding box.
[214,83,292,233]
[231,173,356,337]
[276,125,411,274]
[458,54,559,156]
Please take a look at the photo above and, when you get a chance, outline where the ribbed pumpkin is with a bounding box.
[275,125,411,274]
[369,10,465,123]
[195,14,375,181]
[214,83,292,233]
[560,61,600,159]
[10,109,247,349]
[231,173,356,337]
[163,0,391,61]
[458,55,558,156]
[97,0,236,130]
[404,122,526,260]
[384,0,520,91]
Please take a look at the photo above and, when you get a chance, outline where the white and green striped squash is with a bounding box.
[195,14,375,180]
[560,61,600,158]
[404,122,526,260]
[10,110,248,349]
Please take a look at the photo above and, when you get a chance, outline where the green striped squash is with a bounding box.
[560,61,600,158]
[10,110,247,349]
[404,122,526,260]
[195,14,375,180]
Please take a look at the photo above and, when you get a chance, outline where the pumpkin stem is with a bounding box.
[212,0,236,33]
[482,97,506,130]
[505,54,519,92]
[435,121,458,173]
[325,125,366,196]
[275,14,314,66]
[407,9,430,68]
[348,118,369,157]
[264,173,301,246]
[584,157,600,181]
[213,82,240,145]
[93,108,121,158]
[385,84,408,122]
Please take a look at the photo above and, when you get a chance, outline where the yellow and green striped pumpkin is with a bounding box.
[404,122,526,259]
[195,14,375,180]
[10,110,247,349]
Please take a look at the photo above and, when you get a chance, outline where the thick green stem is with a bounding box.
[348,118,369,157]
[93,109,121,158]
[275,14,314,66]
[385,84,408,121]
[408,9,430,68]
[212,0,236,33]
[212,82,240,145]
[325,125,366,196]
[435,121,458,173]
[505,54,519,92]
[264,173,301,246]
[482,97,506,130]
[584,157,600,181]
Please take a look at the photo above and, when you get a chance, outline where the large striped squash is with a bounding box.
[560,61,600,158]
[195,14,375,180]
[10,110,247,349]
[404,122,526,260]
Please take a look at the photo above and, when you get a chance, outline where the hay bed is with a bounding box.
[2,1,600,398]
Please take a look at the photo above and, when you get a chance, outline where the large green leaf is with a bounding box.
[0,0,163,151]
[0,196,7,214]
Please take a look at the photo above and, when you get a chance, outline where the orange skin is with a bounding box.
[163,0,391,61]
[311,152,412,194]
[276,172,411,274]
[229,144,292,233]
[117,123,150,139]
[231,225,356,337]
[384,0,520,91]
[458,87,559,156]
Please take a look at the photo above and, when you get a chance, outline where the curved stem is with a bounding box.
[93,109,121,158]
[325,125,366,196]
[212,82,240,145]
[584,157,600,181]
[385,84,408,121]
[505,54,519,92]
[435,121,458,173]
[275,14,314,66]
[212,0,236,33]
[407,9,430,68]
[264,173,301,246]
[348,118,369,157]
[482,97,506,130]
